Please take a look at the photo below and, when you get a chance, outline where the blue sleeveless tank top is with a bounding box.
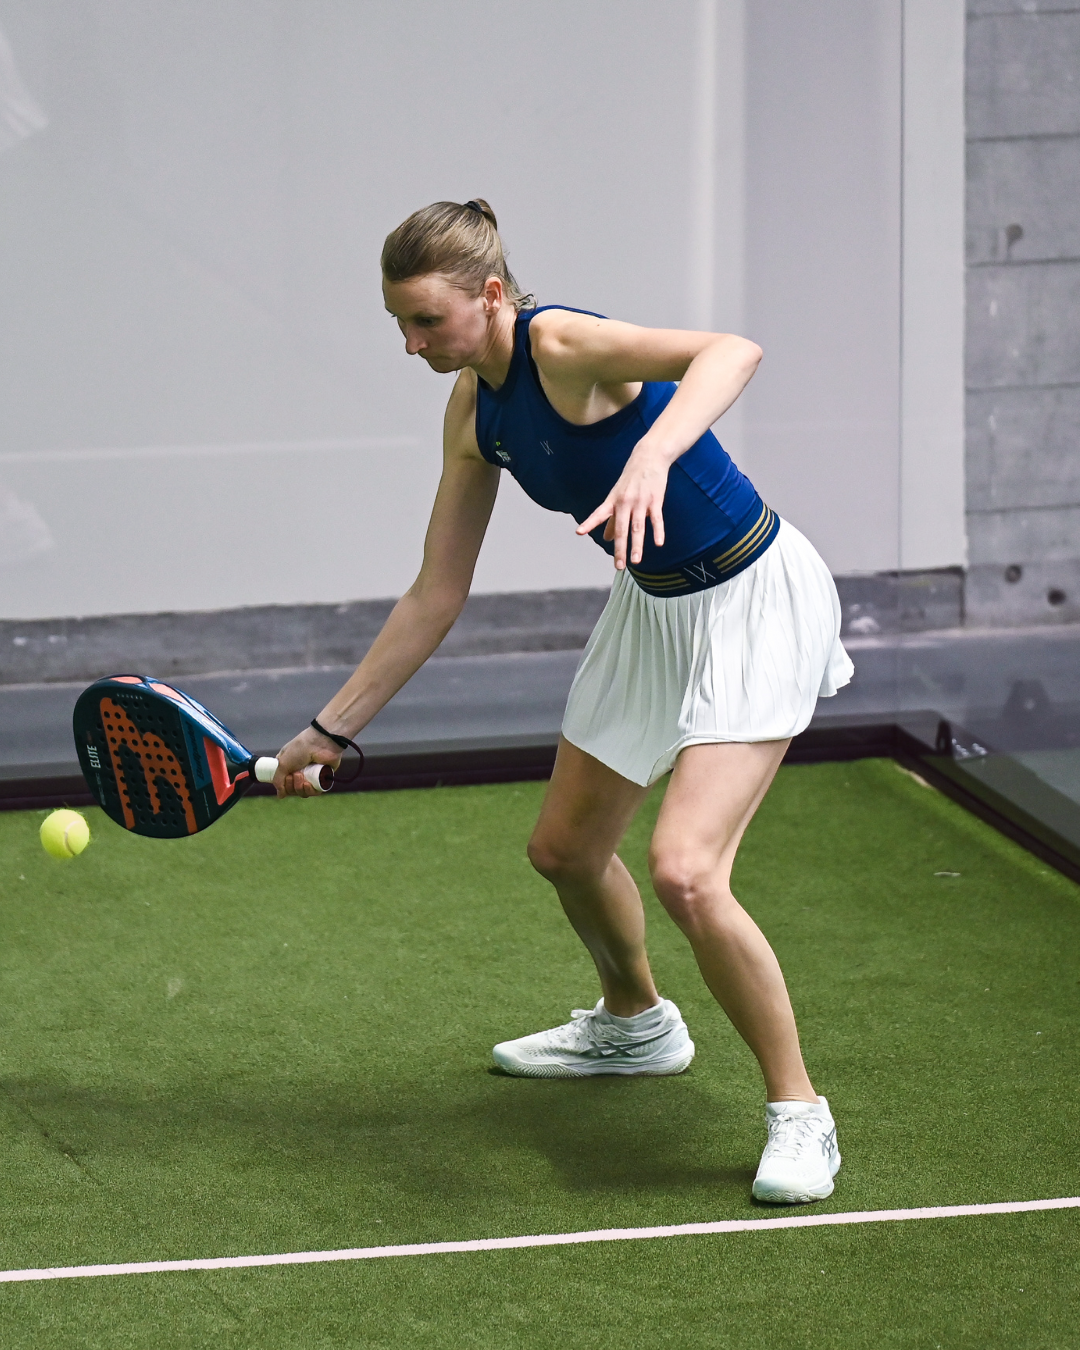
[474,306,778,597]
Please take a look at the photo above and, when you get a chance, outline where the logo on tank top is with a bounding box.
[540,440,553,456]
[494,440,511,465]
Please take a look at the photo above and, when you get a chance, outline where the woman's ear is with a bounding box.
[482,276,505,314]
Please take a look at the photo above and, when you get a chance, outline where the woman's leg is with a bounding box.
[527,737,656,1017]
[648,740,817,1104]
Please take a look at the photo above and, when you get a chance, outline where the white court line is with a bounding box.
[2,1197,1077,1285]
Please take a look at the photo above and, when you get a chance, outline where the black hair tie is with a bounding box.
[464,200,485,216]
[310,718,364,783]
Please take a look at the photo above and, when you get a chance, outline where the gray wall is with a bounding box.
[0,0,966,629]
[966,0,1080,626]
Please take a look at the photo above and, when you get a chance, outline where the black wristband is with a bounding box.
[310,719,365,783]
[311,718,352,750]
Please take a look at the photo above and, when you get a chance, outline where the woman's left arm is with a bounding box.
[534,315,762,569]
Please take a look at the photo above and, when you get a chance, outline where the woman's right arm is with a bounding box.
[272,370,499,796]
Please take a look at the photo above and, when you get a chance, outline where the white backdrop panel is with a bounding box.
[0,0,697,618]
[0,0,964,619]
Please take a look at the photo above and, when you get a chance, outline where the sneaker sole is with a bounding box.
[751,1178,835,1203]
[492,1045,696,1079]
[752,1152,841,1205]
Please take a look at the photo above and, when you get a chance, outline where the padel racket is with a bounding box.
[72,675,361,839]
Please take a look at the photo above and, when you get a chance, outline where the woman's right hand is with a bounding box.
[271,726,341,799]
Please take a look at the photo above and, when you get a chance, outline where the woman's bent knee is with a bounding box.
[526,833,562,881]
[527,831,600,885]
[649,850,728,929]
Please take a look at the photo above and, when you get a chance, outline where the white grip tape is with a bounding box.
[253,757,332,792]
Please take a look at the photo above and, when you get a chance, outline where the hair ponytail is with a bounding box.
[381,199,534,310]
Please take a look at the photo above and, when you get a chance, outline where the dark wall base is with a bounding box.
[1,569,976,686]
[6,563,1076,687]
[0,589,610,686]
[835,569,963,637]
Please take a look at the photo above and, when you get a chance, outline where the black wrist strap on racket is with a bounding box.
[310,719,364,782]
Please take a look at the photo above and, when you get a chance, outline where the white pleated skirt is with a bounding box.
[561,519,854,787]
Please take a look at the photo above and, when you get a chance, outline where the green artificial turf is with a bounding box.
[0,759,1078,1347]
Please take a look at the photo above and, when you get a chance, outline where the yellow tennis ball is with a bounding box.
[40,809,91,859]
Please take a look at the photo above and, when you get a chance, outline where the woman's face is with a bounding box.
[383,273,495,373]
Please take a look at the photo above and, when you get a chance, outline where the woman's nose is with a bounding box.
[404,329,426,356]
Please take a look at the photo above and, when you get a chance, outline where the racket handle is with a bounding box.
[253,757,334,793]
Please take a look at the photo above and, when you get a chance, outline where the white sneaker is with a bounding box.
[752,1096,840,1203]
[492,998,695,1078]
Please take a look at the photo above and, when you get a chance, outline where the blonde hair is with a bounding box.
[381,199,534,310]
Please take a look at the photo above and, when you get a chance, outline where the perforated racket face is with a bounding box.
[73,676,257,838]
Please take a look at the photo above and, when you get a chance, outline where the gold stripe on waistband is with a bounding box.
[628,503,776,591]
[712,512,774,572]
[711,504,771,570]
[711,530,767,575]
[626,566,683,582]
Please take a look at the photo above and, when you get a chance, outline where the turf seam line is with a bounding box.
[2,1197,1078,1283]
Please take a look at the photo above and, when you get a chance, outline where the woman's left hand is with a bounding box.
[576,445,670,568]
[272,725,341,799]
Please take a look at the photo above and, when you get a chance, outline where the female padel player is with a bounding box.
[273,200,853,1204]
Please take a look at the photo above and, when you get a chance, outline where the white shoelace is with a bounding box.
[564,1006,659,1056]
[764,1112,822,1160]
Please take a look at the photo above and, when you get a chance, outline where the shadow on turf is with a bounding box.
[2,1070,752,1201]
[480,1071,752,1193]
